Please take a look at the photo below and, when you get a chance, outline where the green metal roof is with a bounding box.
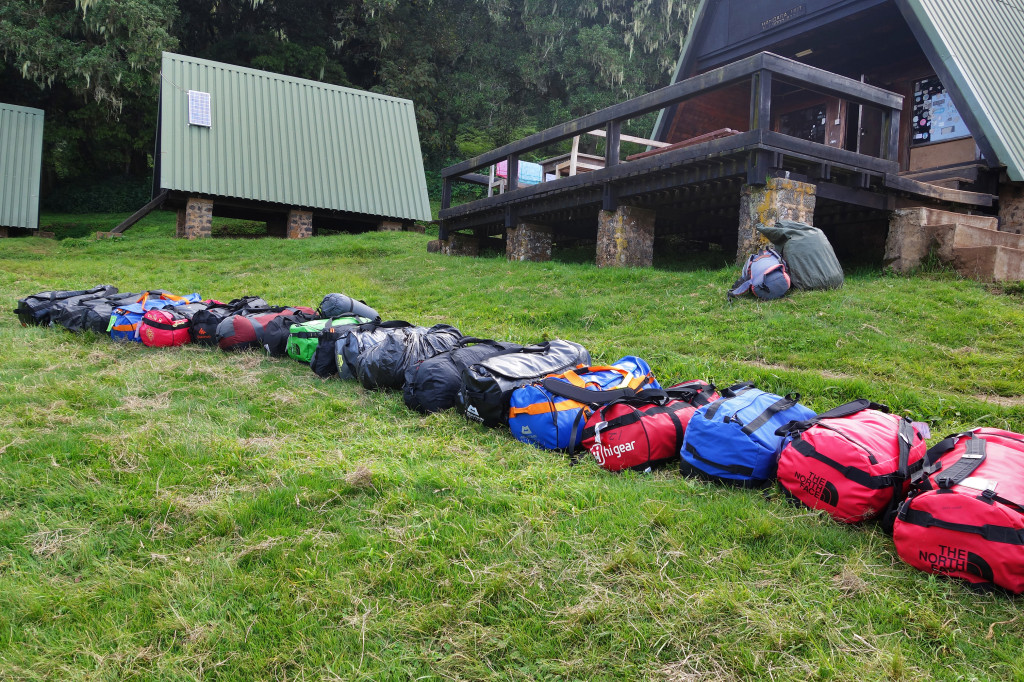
[0,103,44,230]
[897,0,1024,182]
[157,52,431,222]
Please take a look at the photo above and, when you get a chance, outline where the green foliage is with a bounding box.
[43,176,152,214]
[0,215,1023,678]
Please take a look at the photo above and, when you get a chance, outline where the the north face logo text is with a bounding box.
[589,440,636,465]
[794,471,838,506]
[919,545,993,581]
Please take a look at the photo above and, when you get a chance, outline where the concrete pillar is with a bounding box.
[737,178,816,263]
[506,222,553,262]
[999,182,1024,234]
[597,205,655,268]
[287,209,313,239]
[177,197,213,239]
[378,219,404,232]
[437,234,479,257]
[883,208,929,273]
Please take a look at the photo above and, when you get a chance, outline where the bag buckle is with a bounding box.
[593,421,608,445]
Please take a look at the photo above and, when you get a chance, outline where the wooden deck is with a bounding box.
[440,52,994,241]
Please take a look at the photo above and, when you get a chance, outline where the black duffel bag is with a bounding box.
[336,320,415,380]
[15,285,118,327]
[457,339,591,427]
[51,290,164,334]
[190,297,270,345]
[310,321,365,377]
[403,338,524,414]
[355,323,463,390]
[260,311,324,357]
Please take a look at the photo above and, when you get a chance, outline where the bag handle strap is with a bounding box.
[934,432,986,489]
[741,393,801,436]
[541,379,661,407]
[456,337,503,348]
[559,366,631,389]
[721,381,756,398]
[776,399,889,437]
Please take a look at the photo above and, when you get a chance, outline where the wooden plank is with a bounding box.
[815,181,894,211]
[110,190,169,234]
[586,129,670,148]
[605,121,621,168]
[884,173,995,207]
[764,53,903,109]
[760,131,897,174]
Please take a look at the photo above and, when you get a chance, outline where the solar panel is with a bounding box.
[187,90,212,127]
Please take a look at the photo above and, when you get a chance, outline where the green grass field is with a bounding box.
[1,211,1023,680]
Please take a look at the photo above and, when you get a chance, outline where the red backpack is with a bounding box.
[894,429,1024,593]
[139,309,192,347]
[580,382,717,473]
[776,400,927,524]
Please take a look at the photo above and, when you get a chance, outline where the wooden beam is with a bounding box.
[605,120,621,169]
[586,129,669,148]
[110,190,169,235]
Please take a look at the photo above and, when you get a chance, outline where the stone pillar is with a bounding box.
[287,209,313,239]
[436,233,479,256]
[378,219,404,232]
[737,178,816,263]
[597,205,655,268]
[177,197,213,239]
[0,227,8,238]
[506,222,553,262]
[999,182,1024,235]
[883,208,928,273]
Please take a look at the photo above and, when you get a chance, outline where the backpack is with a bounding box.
[729,248,791,300]
[318,293,381,322]
[309,322,364,377]
[14,285,117,327]
[190,297,270,346]
[581,383,716,472]
[286,316,369,364]
[681,382,816,487]
[110,292,201,342]
[336,320,415,380]
[50,291,139,334]
[403,338,525,414]
[457,340,591,428]
[894,429,1024,593]
[216,306,317,351]
[139,309,193,348]
[355,324,464,390]
[508,357,659,451]
[776,400,927,524]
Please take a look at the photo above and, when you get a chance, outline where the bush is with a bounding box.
[44,176,152,213]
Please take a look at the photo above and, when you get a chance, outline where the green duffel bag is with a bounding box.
[286,315,369,363]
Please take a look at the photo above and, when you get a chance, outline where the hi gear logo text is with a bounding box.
[589,440,635,465]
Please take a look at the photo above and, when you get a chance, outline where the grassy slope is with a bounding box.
[0,211,1023,681]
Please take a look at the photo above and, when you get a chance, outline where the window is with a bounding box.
[187,91,212,127]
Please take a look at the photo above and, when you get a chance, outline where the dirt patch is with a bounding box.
[660,654,738,682]
[973,394,1024,407]
[739,360,854,380]
[344,466,374,489]
[832,568,870,596]
[121,392,171,411]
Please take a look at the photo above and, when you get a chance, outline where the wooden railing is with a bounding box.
[440,51,903,214]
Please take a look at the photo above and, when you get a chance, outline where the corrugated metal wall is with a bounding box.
[158,52,432,222]
[0,103,44,230]
[903,0,1024,182]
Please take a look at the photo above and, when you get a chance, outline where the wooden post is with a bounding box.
[569,136,580,176]
[507,154,519,192]
[441,178,453,211]
[749,70,772,131]
[605,120,621,168]
[884,108,901,161]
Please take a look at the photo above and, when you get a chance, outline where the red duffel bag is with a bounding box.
[894,429,1024,593]
[776,400,927,524]
[216,306,317,351]
[580,382,715,473]
[139,309,192,347]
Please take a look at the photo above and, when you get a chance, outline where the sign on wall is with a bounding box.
[911,76,970,145]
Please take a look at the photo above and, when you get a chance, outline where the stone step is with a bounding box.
[927,222,1024,262]
[953,245,1024,282]
[919,207,998,232]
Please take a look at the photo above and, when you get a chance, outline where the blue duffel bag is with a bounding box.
[680,382,815,486]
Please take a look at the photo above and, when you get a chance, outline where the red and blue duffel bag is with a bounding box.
[110,291,201,342]
[580,381,717,473]
[893,429,1024,593]
[776,400,927,524]
[508,356,659,451]
[139,309,192,347]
